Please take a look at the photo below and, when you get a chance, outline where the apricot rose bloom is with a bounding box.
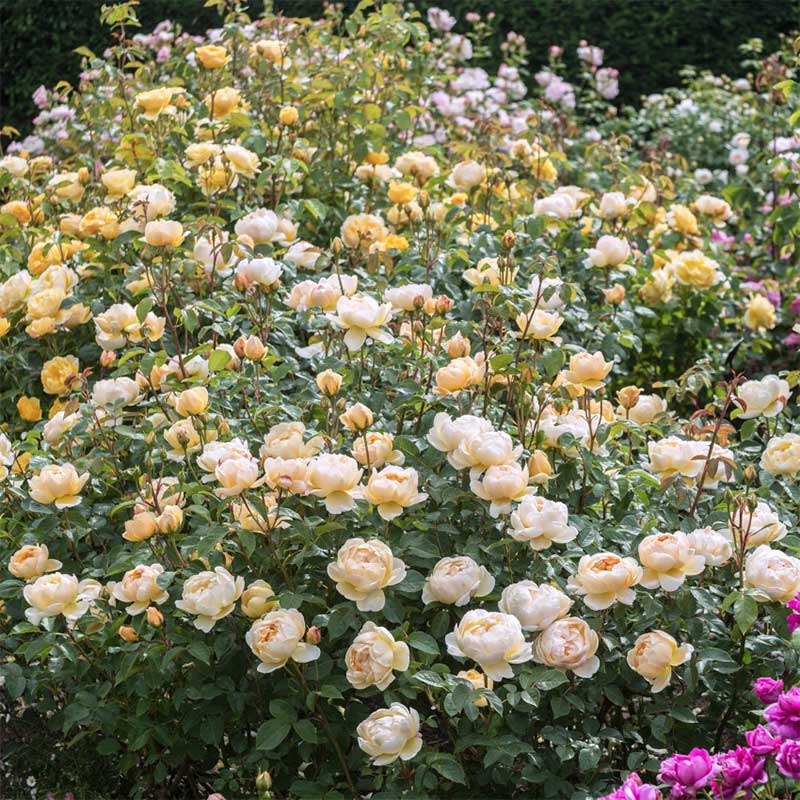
[446,609,533,681]
[327,538,406,611]
[626,630,693,692]
[331,294,394,352]
[564,351,613,391]
[175,567,245,632]
[498,580,572,632]
[532,616,600,678]
[638,532,705,591]
[8,544,62,581]
[421,556,495,606]
[306,454,363,513]
[24,573,102,626]
[340,213,388,251]
[363,465,427,520]
[109,564,170,615]
[345,621,410,690]
[41,354,80,395]
[567,552,643,610]
[29,463,89,508]
[246,609,320,673]
[356,704,422,766]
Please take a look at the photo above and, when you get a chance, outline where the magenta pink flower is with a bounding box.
[745,725,782,755]
[776,739,800,780]
[659,749,719,798]
[712,747,766,799]
[786,593,800,633]
[753,677,784,705]
[765,686,800,738]
[599,773,661,800]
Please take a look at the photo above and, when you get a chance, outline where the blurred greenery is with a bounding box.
[1,0,799,134]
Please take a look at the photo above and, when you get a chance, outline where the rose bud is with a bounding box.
[146,606,164,627]
[316,369,343,397]
[339,402,373,431]
[617,385,641,410]
[119,626,139,642]
[306,626,322,645]
[100,350,116,367]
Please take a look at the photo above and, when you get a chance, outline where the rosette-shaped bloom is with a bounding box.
[713,746,767,800]
[498,580,572,632]
[514,309,564,341]
[737,375,790,419]
[262,457,310,495]
[29,463,89,508]
[448,159,486,190]
[422,556,495,606]
[356,704,422,765]
[306,454,363,514]
[41,355,80,396]
[658,749,720,798]
[327,538,406,611]
[564,351,612,391]
[353,432,404,468]
[8,544,62,581]
[567,553,642,610]
[760,433,800,477]
[214,455,262,498]
[509,495,578,550]
[345,621,410,690]
[470,462,531,517]
[260,421,323,460]
[340,213,388,251]
[745,545,800,602]
[448,430,522,474]
[384,283,433,312]
[330,294,393,352]
[246,609,320,673]
[24,573,101,626]
[727,501,786,548]
[434,355,486,397]
[686,527,732,567]
[532,617,600,678]
[445,609,533,681]
[363,465,427,520]
[426,412,493,455]
[671,250,723,289]
[235,257,282,289]
[175,567,245,632]
[109,564,169,615]
[646,437,703,480]
[626,630,693,692]
[618,393,667,425]
[638,532,705,591]
[765,686,800,738]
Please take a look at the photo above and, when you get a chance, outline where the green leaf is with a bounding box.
[413,670,445,688]
[428,753,466,784]
[734,593,758,635]
[408,631,439,655]
[187,641,211,665]
[256,719,291,751]
[293,719,319,743]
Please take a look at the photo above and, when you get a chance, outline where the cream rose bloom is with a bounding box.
[745,545,800,602]
[235,257,282,289]
[534,192,577,220]
[246,609,320,672]
[422,556,495,606]
[128,183,175,220]
[260,421,323,460]
[586,235,630,268]
[364,465,427,521]
[445,609,533,681]
[395,151,439,180]
[345,621,410,690]
[8,544,62,581]
[598,191,628,219]
[567,553,642,610]
[262,457,310,495]
[687,527,733,567]
[307,454,363,514]
[638,532,705,591]
[29,463,89,508]
[331,294,394,352]
[234,208,278,243]
[356,704,422,765]
[728,501,786,549]
[470,463,531,517]
[515,309,564,341]
[737,376,790,419]
[434,356,486,397]
[240,580,278,618]
[24,573,101,626]
[448,160,486,190]
[340,213,388,251]
[384,283,433,311]
[646,437,703,480]
[626,630,693,692]
[498,580,572,632]
[196,438,251,476]
[564,351,613,391]
[353,432,404,468]
[532,617,600,678]
[447,430,523,474]
[619,394,667,425]
[91,377,141,412]
[509,495,578,551]
[327,538,406,611]
[760,433,800,477]
[109,564,169,615]
[175,567,244,632]
[214,455,262,498]
[427,413,493,454]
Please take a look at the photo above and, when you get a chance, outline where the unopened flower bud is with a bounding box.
[617,385,641,410]
[157,504,184,534]
[445,332,471,358]
[435,295,453,315]
[146,606,164,627]
[502,230,517,249]
[316,369,342,397]
[603,283,626,304]
[242,335,266,361]
[100,350,116,367]
[119,625,139,642]
[306,626,321,645]
[339,402,373,431]
[279,106,299,126]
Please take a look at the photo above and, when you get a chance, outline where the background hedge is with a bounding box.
[1,0,799,135]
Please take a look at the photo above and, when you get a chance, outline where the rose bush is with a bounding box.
[1,2,800,798]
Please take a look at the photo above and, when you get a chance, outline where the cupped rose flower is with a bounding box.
[646,437,703,479]
[384,283,433,311]
[727,501,786,548]
[363,465,427,521]
[353,432,404,468]
[567,552,642,610]
[765,686,800,738]
[745,545,800,602]
[760,433,800,477]
[775,739,800,781]
[671,250,723,289]
[260,422,323,460]
[532,616,600,678]
[24,573,101,626]
[8,544,62,581]
[262,457,309,495]
[626,630,693,692]
[564,351,613,391]
[109,564,169,615]
[234,208,278,243]
[658,749,720,799]
[509,495,578,550]
[29,463,89,508]
[356,704,422,765]
[143,219,184,248]
[713,746,766,800]
[745,725,782,756]
[246,609,320,672]
[737,375,790,419]
[586,235,630,268]
[448,160,486,190]
[339,402,373,432]
[240,580,278,618]
[214,455,262,498]
[197,438,251,475]
[426,412,493,454]
[498,580,572,632]
[41,355,79,395]
[327,538,406,611]
[434,356,485,396]
[345,621,410,690]
[514,309,564,341]
[598,191,628,219]
[330,294,394,351]
[753,677,784,705]
[687,527,732,567]
[306,454,363,514]
[638,532,705,591]
[128,183,176,220]
[340,213,388,251]
[470,462,531,517]
[618,393,667,425]
[175,567,244,632]
[123,511,159,542]
[446,609,533,681]
[448,430,522,473]
[235,257,282,289]
[422,556,495,606]
[91,376,141,411]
